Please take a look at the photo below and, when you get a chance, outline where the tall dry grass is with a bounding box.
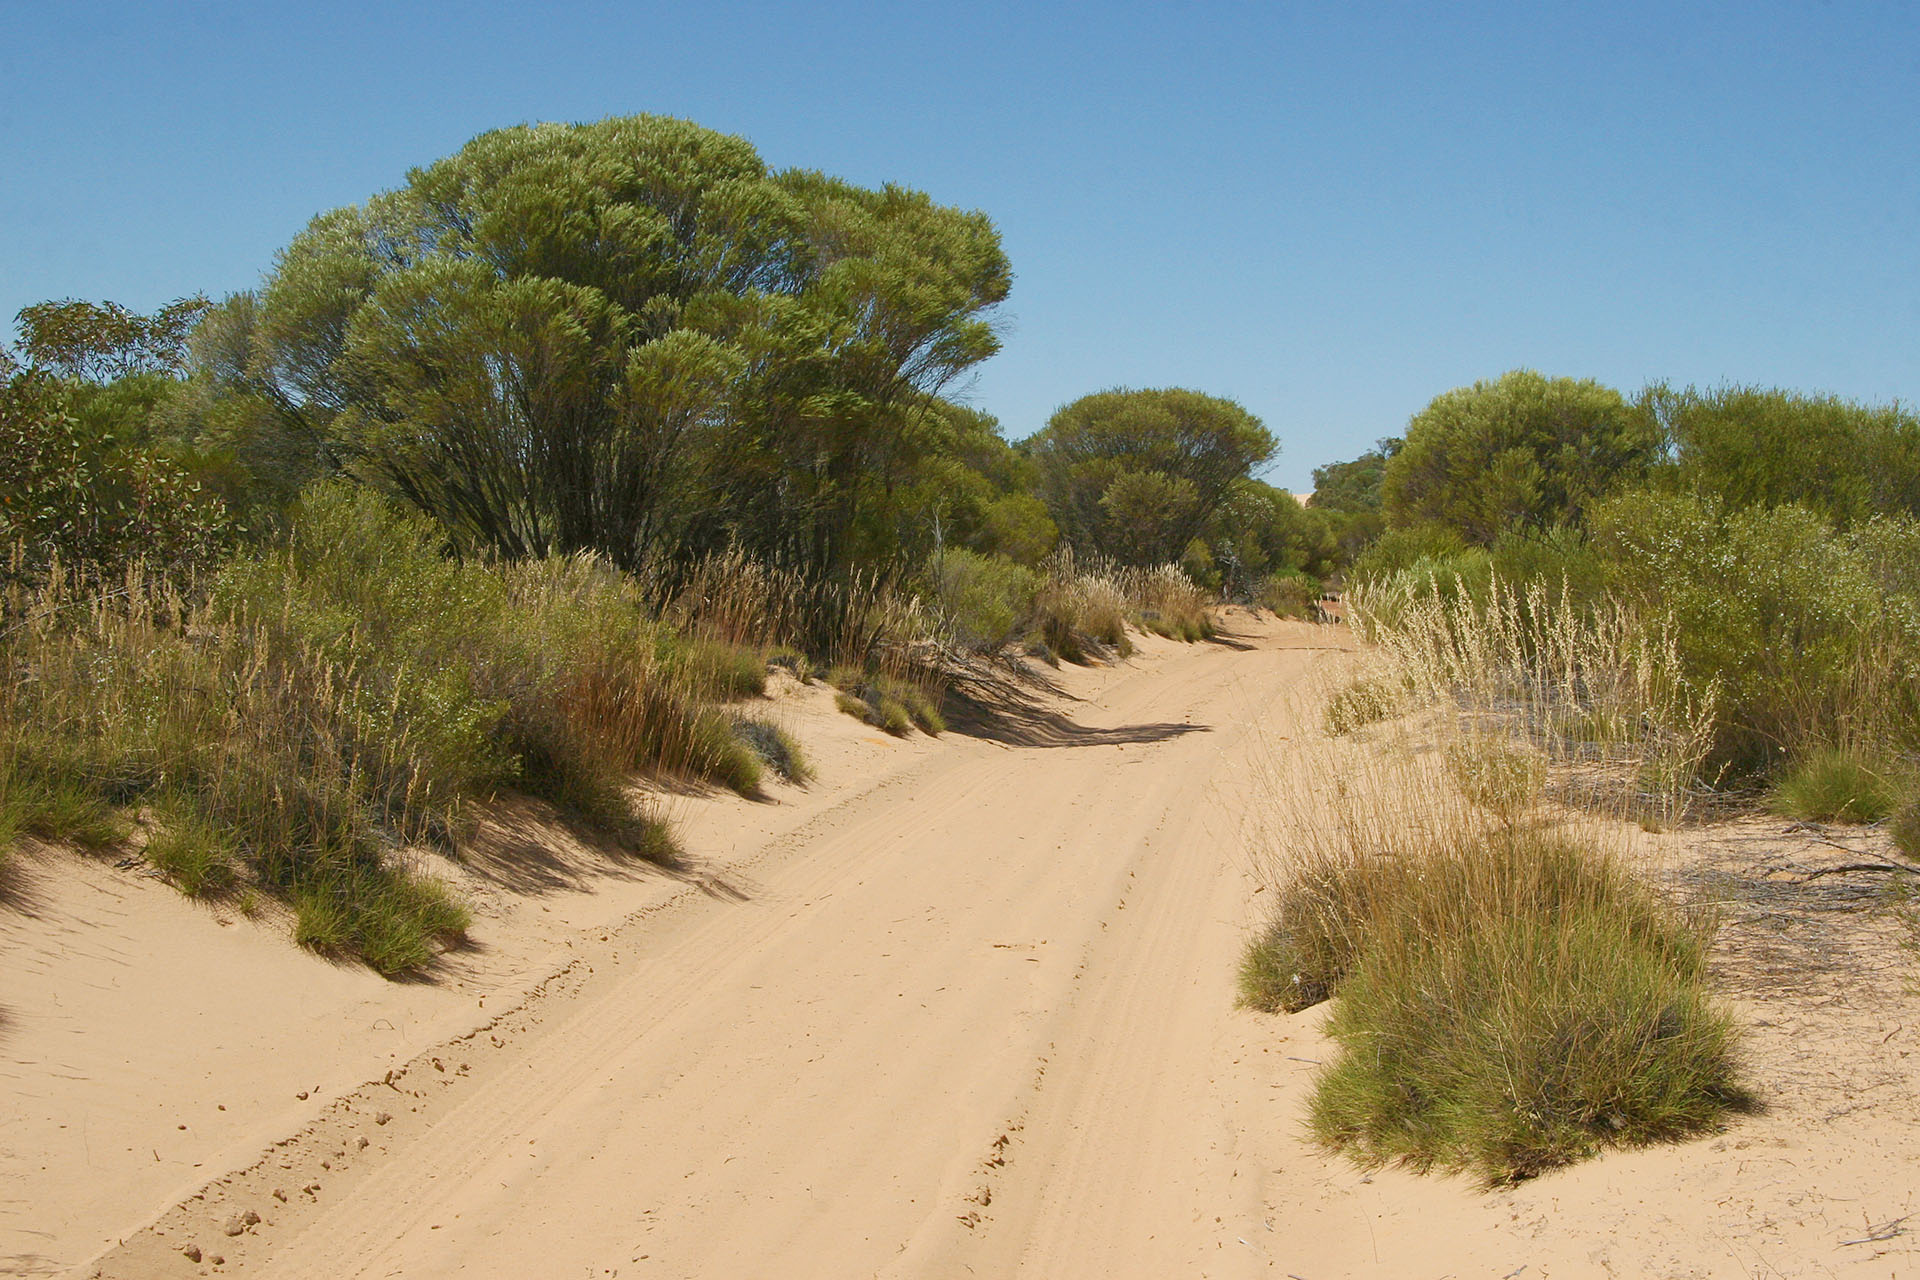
[0,486,779,972]
[1242,576,1746,1183]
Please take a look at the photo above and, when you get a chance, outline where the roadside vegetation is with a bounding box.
[2,114,1337,975]
[1247,369,1920,1184]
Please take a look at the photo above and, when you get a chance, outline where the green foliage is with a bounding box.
[1031,387,1276,568]
[1648,383,1920,525]
[1768,748,1905,823]
[929,549,1039,651]
[0,369,231,584]
[1589,491,1920,771]
[1293,832,1741,1184]
[1254,570,1318,618]
[1311,442,1396,512]
[144,803,241,898]
[245,116,1009,617]
[13,296,209,381]
[1345,523,1470,584]
[1385,370,1659,545]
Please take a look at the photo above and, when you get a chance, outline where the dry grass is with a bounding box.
[1243,578,1747,1183]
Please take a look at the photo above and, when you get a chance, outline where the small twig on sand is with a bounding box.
[1840,1215,1909,1246]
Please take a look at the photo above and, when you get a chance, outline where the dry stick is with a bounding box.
[1798,863,1920,880]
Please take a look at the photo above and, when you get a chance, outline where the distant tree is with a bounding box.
[1029,387,1277,567]
[1310,440,1397,513]
[1645,383,1920,525]
[14,296,209,382]
[1383,370,1657,544]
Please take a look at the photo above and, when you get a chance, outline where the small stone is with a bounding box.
[272,1188,287,1202]
[209,1257,224,1267]
[374,1112,392,1126]
[356,1136,369,1150]
[295,1091,309,1100]
[183,1244,202,1262]
[223,1215,246,1237]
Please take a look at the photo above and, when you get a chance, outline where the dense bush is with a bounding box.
[928,548,1039,650]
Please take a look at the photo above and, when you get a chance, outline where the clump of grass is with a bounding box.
[1307,833,1745,1184]
[1768,747,1904,823]
[1892,800,1920,859]
[828,666,944,736]
[1322,675,1409,735]
[144,801,239,897]
[0,485,766,973]
[767,647,813,683]
[733,715,814,785]
[673,635,768,701]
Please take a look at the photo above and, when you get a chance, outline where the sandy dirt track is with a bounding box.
[72,616,1343,1278]
[22,612,1920,1279]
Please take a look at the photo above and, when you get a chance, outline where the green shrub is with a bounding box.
[1255,571,1317,618]
[1769,747,1904,823]
[1302,833,1744,1184]
[930,549,1039,651]
[1590,492,1920,773]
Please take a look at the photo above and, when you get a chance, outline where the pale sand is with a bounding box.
[2,611,1915,1278]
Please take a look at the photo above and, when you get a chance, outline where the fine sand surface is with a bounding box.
[6,611,1919,1278]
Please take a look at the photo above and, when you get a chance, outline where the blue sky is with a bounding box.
[5,1,1916,489]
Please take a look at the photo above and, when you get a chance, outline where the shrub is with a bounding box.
[1768,747,1905,823]
[929,549,1039,651]
[1255,570,1317,618]
[673,635,768,700]
[1308,834,1744,1183]
[1322,675,1410,736]
[733,715,814,785]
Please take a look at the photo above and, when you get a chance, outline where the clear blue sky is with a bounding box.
[5,1,1916,490]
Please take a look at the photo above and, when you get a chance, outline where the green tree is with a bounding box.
[1384,370,1658,544]
[1030,387,1276,567]
[242,116,1009,586]
[1645,383,1920,525]
[14,296,209,381]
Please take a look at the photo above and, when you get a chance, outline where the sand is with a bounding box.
[4,611,1918,1278]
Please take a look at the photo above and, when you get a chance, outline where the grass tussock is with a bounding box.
[1768,747,1906,824]
[733,714,815,785]
[1892,800,1920,860]
[1243,580,1745,1183]
[828,665,944,736]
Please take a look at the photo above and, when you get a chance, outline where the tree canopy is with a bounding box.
[1645,383,1920,526]
[1028,387,1276,567]
[232,115,1010,584]
[1383,370,1658,544]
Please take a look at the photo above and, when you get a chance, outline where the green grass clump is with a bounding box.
[1892,799,1920,859]
[766,647,813,683]
[828,667,944,736]
[1769,747,1904,823]
[144,802,239,897]
[1286,833,1744,1184]
[733,715,814,785]
[673,636,768,700]
[292,860,470,976]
